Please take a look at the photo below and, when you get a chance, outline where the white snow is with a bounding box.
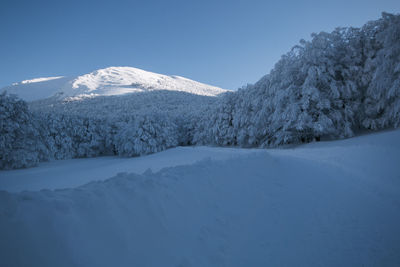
[18,76,65,84]
[1,66,228,101]
[2,76,71,102]
[68,66,227,98]
[0,146,263,192]
[0,130,399,266]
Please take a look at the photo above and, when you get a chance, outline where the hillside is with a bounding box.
[194,13,400,147]
[1,66,227,101]
[29,90,219,119]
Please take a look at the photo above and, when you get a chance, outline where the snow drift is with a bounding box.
[1,129,400,266]
[0,146,263,192]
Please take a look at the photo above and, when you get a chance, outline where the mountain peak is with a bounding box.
[2,66,228,101]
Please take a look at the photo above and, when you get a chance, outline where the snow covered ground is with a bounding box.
[0,147,264,192]
[0,130,399,266]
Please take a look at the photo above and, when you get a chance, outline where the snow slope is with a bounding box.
[0,130,399,266]
[1,66,227,101]
[1,76,70,102]
[0,147,263,192]
[18,76,65,84]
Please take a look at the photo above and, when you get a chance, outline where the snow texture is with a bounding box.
[0,129,399,266]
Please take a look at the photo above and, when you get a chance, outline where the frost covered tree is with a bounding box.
[113,114,179,156]
[0,93,45,169]
[193,92,239,146]
[363,13,400,129]
[2,13,399,170]
[194,12,400,147]
[38,114,111,159]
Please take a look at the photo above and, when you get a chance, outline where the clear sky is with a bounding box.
[1,0,399,90]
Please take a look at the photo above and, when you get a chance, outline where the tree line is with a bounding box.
[1,13,399,169]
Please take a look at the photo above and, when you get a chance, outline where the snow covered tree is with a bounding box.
[363,13,400,129]
[194,13,400,148]
[0,93,44,169]
[113,114,179,157]
[2,13,399,169]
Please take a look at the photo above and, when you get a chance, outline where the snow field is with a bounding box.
[0,146,264,192]
[0,130,399,266]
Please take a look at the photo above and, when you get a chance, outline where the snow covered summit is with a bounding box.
[1,66,227,101]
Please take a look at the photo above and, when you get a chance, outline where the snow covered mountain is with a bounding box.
[1,66,227,101]
[1,76,71,102]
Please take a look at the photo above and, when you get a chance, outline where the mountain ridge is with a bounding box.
[1,66,228,101]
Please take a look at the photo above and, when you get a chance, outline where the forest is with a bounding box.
[1,13,399,170]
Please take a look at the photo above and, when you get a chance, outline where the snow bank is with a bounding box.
[1,130,400,266]
[0,146,263,192]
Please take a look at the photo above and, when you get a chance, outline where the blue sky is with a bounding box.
[1,0,399,90]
